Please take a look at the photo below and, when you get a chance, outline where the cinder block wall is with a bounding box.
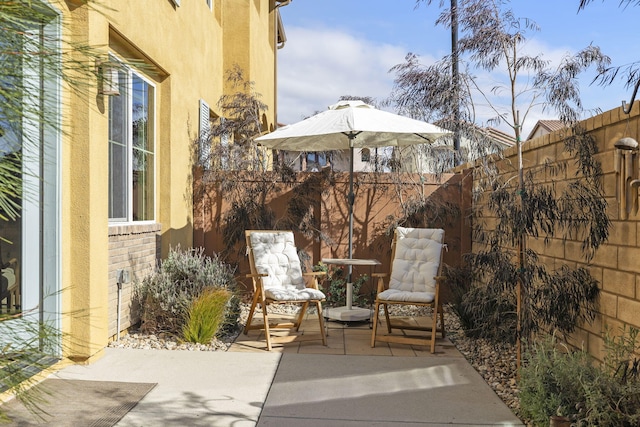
[107,224,162,339]
[469,102,640,361]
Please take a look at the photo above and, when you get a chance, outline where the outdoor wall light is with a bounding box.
[614,137,640,219]
[98,60,120,96]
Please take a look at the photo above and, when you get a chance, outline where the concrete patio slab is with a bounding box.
[53,348,281,427]
[37,314,524,426]
[258,353,523,427]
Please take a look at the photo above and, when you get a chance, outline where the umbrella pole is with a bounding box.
[347,141,355,309]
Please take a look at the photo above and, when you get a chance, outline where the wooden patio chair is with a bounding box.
[371,227,446,353]
[244,230,327,351]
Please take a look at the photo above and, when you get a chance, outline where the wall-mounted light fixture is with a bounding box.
[614,137,640,219]
[97,60,120,96]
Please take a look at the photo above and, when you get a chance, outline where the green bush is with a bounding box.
[454,286,517,343]
[577,327,640,427]
[519,338,597,425]
[182,288,232,344]
[133,246,238,337]
[519,328,640,427]
[313,262,369,307]
[444,263,519,344]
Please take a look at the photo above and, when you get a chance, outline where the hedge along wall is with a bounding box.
[466,102,640,361]
[193,168,472,302]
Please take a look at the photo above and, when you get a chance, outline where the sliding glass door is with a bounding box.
[0,2,61,358]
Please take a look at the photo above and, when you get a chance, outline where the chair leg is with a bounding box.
[295,301,309,331]
[430,289,442,354]
[262,303,272,351]
[243,290,260,335]
[370,300,381,347]
[315,301,327,345]
[430,304,438,354]
[439,305,446,338]
[383,303,392,333]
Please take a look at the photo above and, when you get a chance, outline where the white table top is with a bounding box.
[321,258,381,266]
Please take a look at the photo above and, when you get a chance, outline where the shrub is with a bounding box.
[133,246,238,337]
[519,328,640,427]
[313,263,369,307]
[445,264,518,343]
[182,288,232,344]
[577,327,640,427]
[519,338,597,425]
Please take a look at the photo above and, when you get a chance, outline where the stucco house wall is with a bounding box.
[55,0,279,361]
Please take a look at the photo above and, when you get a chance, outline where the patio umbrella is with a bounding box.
[256,100,450,263]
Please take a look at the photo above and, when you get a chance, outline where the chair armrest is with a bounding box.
[303,271,326,277]
[371,272,388,294]
[244,273,268,292]
[303,271,326,290]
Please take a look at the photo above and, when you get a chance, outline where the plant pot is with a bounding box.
[550,415,571,427]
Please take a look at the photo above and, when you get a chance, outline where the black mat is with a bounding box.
[1,379,156,426]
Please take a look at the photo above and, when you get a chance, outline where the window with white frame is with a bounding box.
[109,64,155,222]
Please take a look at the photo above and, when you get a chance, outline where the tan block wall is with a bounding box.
[469,102,640,361]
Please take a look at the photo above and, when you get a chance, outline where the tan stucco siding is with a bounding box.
[55,0,277,360]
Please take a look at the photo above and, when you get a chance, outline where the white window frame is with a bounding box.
[108,58,157,224]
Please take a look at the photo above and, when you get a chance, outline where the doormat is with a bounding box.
[0,379,156,426]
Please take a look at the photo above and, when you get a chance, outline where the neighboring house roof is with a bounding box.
[483,127,516,148]
[526,120,565,141]
[435,119,515,149]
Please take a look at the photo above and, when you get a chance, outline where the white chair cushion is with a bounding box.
[378,289,434,303]
[386,227,443,302]
[249,231,325,301]
[265,287,326,301]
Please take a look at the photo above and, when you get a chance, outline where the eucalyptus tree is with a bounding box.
[389,0,612,358]
[579,0,640,108]
[195,65,278,254]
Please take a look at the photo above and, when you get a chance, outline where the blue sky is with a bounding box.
[277,0,639,137]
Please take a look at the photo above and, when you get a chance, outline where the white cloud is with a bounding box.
[277,26,434,124]
[276,25,628,139]
[275,24,567,136]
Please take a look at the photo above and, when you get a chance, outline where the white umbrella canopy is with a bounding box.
[255,100,451,264]
[256,100,450,151]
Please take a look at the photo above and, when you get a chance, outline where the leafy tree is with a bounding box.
[195,67,334,256]
[397,0,611,360]
[392,0,609,165]
[199,64,270,172]
[194,66,276,253]
[579,0,640,104]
